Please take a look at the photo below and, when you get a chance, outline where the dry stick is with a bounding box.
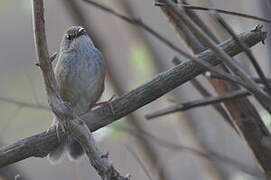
[121,1,225,178]
[84,0,271,175]
[210,73,271,85]
[211,12,271,94]
[182,5,271,23]
[168,1,271,175]
[116,126,263,178]
[163,0,271,175]
[176,0,268,135]
[164,1,241,138]
[165,0,271,114]
[0,140,29,180]
[83,0,248,162]
[32,1,128,179]
[159,1,236,132]
[0,29,265,168]
[82,0,246,89]
[154,2,271,23]
[114,1,172,179]
[60,1,169,180]
[172,58,233,128]
[146,89,250,119]
[125,145,154,180]
[177,1,220,43]
[0,96,50,110]
[159,0,271,176]
[0,96,261,177]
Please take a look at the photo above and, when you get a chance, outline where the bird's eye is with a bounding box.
[66,34,72,40]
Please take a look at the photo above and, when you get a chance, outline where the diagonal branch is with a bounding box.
[32,1,128,179]
[160,1,271,176]
[154,2,271,23]
[0,28,266,168]
[0,96,50,110]
[164,0,271,114]
[211,13,271,93]
[146,89,250,120]
[60,0,170,179]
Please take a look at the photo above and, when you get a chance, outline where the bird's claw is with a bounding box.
[47,122,64,143]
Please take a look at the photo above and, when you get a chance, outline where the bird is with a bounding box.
[48,26,106,164]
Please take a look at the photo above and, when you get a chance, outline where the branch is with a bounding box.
[154,2,271,23]
[31,1,128,179]
[60,1,170,179]
[116,126,263,178]
[211,13,271,93]
[0,96,49,110]
[164,0,271,114]
[146,89,250,120]
[0,28,266,167]
[172,58,234,128]
[125,145,153,180]
[159,0,271,175]
[83,0,245,88]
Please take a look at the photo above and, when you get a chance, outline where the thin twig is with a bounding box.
[125,145,153,180]
[146,89,250,119]
[115,126,263,178]
[209,73,271,86]
[172,57,233,126]
[0,96,50,110]
[82,0,247,89]
[160,0,270,176]
[166,3,237,137]
[154,2,271,23]
[211,12,271,94]
[35,52,57,67]
[61,1,169,179]
[164,0,271,114]
[0,29,266,168]
[32,1,128,179]
[182,5,271,23]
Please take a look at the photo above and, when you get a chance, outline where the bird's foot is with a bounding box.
[47,122,64,143]
[91,95,116,115]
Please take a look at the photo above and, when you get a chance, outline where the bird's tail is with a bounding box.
[47,117,84,164]
[47,139,67,164]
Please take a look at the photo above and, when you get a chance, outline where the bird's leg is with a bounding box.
[47,120,65,143]
[90,95,116,115]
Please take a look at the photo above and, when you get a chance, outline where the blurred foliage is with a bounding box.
[129,42,156,86]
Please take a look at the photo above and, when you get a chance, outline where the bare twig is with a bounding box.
[0,29,265,168]
[125,145,153,180]
[172,57,233,127]
[61,0,169,179]
[116,126,263,178]
[0,96,49,110]
[35,52,57,67]
[182,4,271,23]
[32,1,128,179]
[159,0,271,176]
[154,2,271,23]
[0,94,261,177]
[164,0,271,114]
[211,13,271,94]
[83,0,248,89]
[146,89,250,119]
[0,141,29,180]
[209,73,271,86]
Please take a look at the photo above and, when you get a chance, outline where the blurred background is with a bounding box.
[0,0,271,179]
